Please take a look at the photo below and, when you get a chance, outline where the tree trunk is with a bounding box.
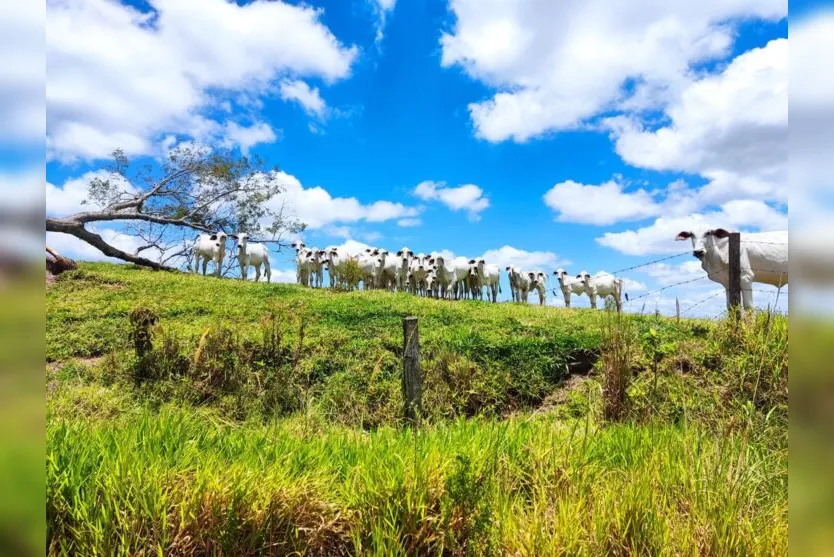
[46,246,78,275]
[46,217,174,271]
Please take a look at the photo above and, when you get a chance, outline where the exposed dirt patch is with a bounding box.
[536,374,596,414]
[47,356,106,396]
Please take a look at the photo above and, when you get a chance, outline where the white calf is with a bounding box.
[528,271,547,306]
[395,247,415,291]
[553,269,587,308]
[428,255,457,299]
[375,250,400,291]
[468,259,501,303]
[506,266,531,303]
[675,228,788,310]
[233,233,271,282]
[194,232,228,277]
[578,271,623,311]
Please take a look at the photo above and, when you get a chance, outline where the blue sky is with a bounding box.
[40,0,792,314]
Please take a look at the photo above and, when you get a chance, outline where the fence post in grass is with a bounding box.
[402,316,422,427]
[728,232,742,312]
[675,297,680,323]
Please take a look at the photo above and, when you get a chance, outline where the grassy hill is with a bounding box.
[46,263,787,555]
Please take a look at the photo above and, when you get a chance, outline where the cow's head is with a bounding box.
[576,271,591,286]
[292,240,306,254]
[675,228,732,260]
[396,247,414,262]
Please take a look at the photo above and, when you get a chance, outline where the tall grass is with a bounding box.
[47,407,786,556]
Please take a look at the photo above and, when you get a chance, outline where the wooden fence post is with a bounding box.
[402,316,422,426]
[728,232,742,311]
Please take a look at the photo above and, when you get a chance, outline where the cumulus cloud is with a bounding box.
[279,79,327,118]
[46,227,144,263]
[608,38,788,206]
[441,0,786,143]
[269,171,420,230]
[596,200,788,256]
[543,179,660,225]
[219,121,278,155]
[413,180,490,220]
[478,245,568,271]
[46,170,137,217]
[47,0,358,161]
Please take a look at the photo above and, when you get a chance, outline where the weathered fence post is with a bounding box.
[728,232,742,311]
[402,316,422,426]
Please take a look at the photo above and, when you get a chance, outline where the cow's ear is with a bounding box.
[396,250,402,256]
[209,234,217,240]
[675,231,692,241]
[469,259,476,264]
[710,228,731,239]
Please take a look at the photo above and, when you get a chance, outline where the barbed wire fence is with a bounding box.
[608,236,788,321]
[546,236,788,321]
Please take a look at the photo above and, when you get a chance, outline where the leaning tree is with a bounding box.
[46,146,304,272]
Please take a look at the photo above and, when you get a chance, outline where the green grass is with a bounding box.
[46,263,788,555]
[48,406,786,556]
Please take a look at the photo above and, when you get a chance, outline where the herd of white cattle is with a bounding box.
[290,241,625,309]
[192,227,789,312]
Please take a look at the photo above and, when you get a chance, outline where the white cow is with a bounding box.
[409,255,431,295]
[577,271,624,312]
[675,228,788,310]
[233,233,271,282]
[451,257,474,300]
[356,251,380,290]
[553,269,587,308]
[194,232,229,277]
[395,247,415,291]
[505,265,520,302]
[468,258,501,303]
[324,247,352,289]
[528,270,547,306]
[375,249,400,291]
[428,255,457,299]
[307,247,325,288]
[505,266,530,303]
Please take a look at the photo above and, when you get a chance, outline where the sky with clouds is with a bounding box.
[34,0,800,316]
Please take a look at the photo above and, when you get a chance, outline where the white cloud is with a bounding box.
[543,179,660,225]
[219,121,278,155]
[279,79,327,118]
[269,171,420,230]
[441,0,786,143]
[413,180,489,220]
[0,1,45,144]
[47,0,358,161]
[46,227,144,263]
[263,268,297,283]
[397,218,422,227]
[46,170,137,217]
[640,260,705,286]
[479,245,568,271]
[608,38,788,206]
[370,0,397,44]
[596,199,788,256]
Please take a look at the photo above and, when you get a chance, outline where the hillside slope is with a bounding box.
[46,263,787,555]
